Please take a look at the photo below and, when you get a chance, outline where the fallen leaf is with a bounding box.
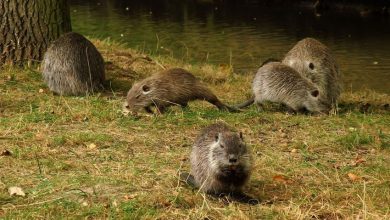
[1,149,12,156]
[280,142,288,147]
[8,186,26,197]
[291,149,298,153]
[35,133,45,141]
[273,175,289,184]
[124,194,136,200]
[38,89,44,93]
[88,143,97,149]
[354,158,366,166]
[347,173,361,181]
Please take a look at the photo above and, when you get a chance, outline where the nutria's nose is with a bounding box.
[229,158,237,163]
[229,154,238,163]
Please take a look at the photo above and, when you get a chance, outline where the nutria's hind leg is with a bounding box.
[286,107,298,115]
[156,105,167,114]
[144,106,154,114]
[255,102,264,112]
[180,102,189,108]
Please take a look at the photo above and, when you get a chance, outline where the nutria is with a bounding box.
[124,68,237,114]
[236,62,330,113]
[42,32,105,95]
[183,123,254,203]
[282,38,341,106]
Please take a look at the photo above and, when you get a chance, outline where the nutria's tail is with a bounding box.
[198,85,240,112]
[179,172,197,188]
[234,96,255,109]
[216,102,241,113]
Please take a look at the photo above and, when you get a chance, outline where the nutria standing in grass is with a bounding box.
[42,32,105,95]
[124,68,237,114]
[236,62,330,114]
[282,38,341,106]
[185,123,253,202]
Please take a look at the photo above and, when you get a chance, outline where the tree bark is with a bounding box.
[0,0,72,65]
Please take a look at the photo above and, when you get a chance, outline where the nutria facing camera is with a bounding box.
[42,32,105,96]
[124,68,238,114]
[181,123,256,203]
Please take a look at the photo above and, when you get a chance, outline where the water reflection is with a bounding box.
[69,0,390,93]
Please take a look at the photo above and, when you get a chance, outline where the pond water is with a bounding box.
[69,0,390,94]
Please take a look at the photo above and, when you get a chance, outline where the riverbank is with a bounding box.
[1,39,390,219]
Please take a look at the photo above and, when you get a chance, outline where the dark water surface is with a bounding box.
[69,0,390,94]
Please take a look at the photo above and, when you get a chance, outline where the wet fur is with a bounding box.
[252,62,330,113]
[282,38,341,106]
[190,123,252,195]
[125,68,237,113]
[42,32,105,96]
[234,57,278,109]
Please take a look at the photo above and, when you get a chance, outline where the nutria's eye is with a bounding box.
[309,63,315,70]
[311,90,319,97]
[142,84,151,94]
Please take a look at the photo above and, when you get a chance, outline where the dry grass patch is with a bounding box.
[1,39,390,219]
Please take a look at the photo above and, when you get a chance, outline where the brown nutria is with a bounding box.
[236,62,330,113]
[185,123,254,202]
[282,38,341,106]
[124,68,237,114]
[42,32,105,95]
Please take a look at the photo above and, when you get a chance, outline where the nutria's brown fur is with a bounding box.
[124,68,237,113]
[42,32,105,96]
[236,62,330,113]
[282,38,341,106]
[189,123,252,195]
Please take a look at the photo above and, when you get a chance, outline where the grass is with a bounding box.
[1,39,390,219]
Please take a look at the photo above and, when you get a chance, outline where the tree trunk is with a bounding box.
[0,0,72,65]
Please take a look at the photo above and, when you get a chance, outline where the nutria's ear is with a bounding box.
[142,84,151,94]
[239,132,243,140]
[311,90,319,98]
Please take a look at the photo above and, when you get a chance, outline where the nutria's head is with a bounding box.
[284,56,333,87]
[208,132,251,173]
[302,89,331,114]
[283,38,338,94]
[124,79,156,113]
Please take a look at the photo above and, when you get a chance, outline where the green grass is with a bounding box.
[1,39,390,219]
